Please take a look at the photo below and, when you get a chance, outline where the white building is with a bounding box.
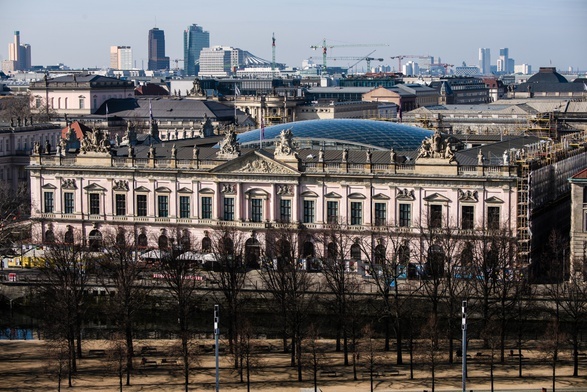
[110,46,133,70]
[199,46,244,77]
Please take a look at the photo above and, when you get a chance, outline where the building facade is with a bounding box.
[28,120,587,279]
[28,74,135,115]
[110,46,133,70]
[184,24,210,76]
[569,168,587,280]
[0,121,61,191]
[148,28,170,71]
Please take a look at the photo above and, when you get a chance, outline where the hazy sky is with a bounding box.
[1,0,586,72]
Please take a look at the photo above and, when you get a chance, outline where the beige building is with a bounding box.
[569,168,587,280]
[28,74,135,116]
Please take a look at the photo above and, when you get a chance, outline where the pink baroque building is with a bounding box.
[28,119,587,279]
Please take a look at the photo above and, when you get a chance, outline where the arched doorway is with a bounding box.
[64,227,74,244]
[44,229,55,245]
[327,242,338,261]
[137,231,148,249]
[202,236,212,253]
[158,234,169,250]
[427,244,445,277]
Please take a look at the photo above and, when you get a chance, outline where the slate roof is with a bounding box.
[96,97,239,121]
[455,135,543,166]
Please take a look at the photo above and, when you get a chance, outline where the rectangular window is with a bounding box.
[136,194,147,216]
[251,198,263,222]
[326,201,338,224]
[179,196,190,218]
[350,202,362,225]
[64,192,74,214]
[79,97,85,109]
[201,196,212,219]
[44,192,54,213]
[429,205,442,228]
[374,202,386,226]
[157,195,169,217]
[399,204,411,227]
[223,197,234,221]
[461,205,474,230]
[89,193,100,215]
[487,206,500,230]
[303,200,315,223]
[115,194,126,216]
[279,199,291,223]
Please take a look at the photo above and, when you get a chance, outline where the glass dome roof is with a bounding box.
[237,119,433,151]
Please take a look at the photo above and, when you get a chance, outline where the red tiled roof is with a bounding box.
[61,121,92,140]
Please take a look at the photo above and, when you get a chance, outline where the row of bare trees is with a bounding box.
[29,222,587,391]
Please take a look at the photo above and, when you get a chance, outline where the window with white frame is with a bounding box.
[279,199,291,223]
[44,192,54,213]
[115,194,126,216]
[89,193,100,215]
[350,201,363,225]
[179,196,190,218]
[251,198,263,222]
[157,195,169,217]
[201,196,212,219]
[64,192,74,214]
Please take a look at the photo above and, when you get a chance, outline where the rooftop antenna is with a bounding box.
[154,16,157,28]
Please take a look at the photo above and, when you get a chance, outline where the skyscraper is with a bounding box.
[478,48,490,75]
[2,31,31,72]
[110,46,133,70]
[148,28,169,71]
[497,48,513,74]
[184,24,210,76]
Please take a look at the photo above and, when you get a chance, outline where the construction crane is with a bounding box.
[311,39,388,70]
[390,54,431,72]
[271,33,276,78]
[310,50,384,73]
[434,63,454,75]
[173,58,184,71]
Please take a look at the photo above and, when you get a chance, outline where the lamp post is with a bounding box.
[462,300,467,392]
[214,304,220,391]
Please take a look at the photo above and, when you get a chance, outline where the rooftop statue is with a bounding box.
[416,129,457,163]
[274,128,297,157]
[218,127,240,157]
[80,128,111,154]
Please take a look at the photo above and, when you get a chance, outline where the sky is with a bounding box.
[1,0,586,73]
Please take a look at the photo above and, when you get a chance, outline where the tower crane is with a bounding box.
[390,54,431,72]
[310,50,384,73]
[311,39,388,70]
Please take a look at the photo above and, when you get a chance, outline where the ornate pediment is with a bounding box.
[396,188,415,201]
[84,183,107,192]
[373,193,390,200]
[423,192,451,203]
[155,186,171,193]
[213,151,299,175]
[485,196,504,204]
[42,183,57,190]
[458,189,478,202]
[135,186,151,193]
[348,192,367,200]
[177,187,193,194]
[324,191,342,199]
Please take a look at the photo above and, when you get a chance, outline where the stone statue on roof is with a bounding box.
[274,128,297,157]
[217,127,240,158]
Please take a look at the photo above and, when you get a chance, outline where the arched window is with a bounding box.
[158,235,169,250]
[303,241,315,258]
[275,239,292,269]
[64,227,74,244]
[427,244,445,277]
[350,243,362,261]
[116,229,126,247]
[245,238,261,269]
[137,233,148,249]
[398,244,410,266]
[88,229,102,251]
[44,229,55,244]
[202,237,212,252]
[375,243,386,264]
[180,230,191,250]
[327,242,338,261]
[460,242,474,266]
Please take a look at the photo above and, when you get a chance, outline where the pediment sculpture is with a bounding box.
[416,129,456,163]
[217,127,240,158]
[274,128,298,158]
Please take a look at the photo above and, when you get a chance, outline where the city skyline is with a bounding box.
[1,0,586,72]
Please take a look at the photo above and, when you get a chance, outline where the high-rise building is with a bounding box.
[110,46,133,70]
[2,31,31,72]
[198,46,246,77]
[478,48,490,75]
[184,24,210,76]
[497,48,513,74]
[148,28,169,71]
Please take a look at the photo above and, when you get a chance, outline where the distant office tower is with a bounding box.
[148,28,169,71]
[198,46,246,77]
[3,31,31,72]
[514,64,532,74]
[402,61,419,76]
[478,48,490,74]
[110,46,133,70]
[184,24,210,76]
[498,48,510,74]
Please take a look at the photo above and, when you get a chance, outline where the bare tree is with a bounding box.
[37,230,90,387]
[232,319,261,392]
[358,323,380,392]
[261,225,316,377]
[44,338,70,392]
[302,324,326,392]
[159,228,202,392]
[419,314,441,392]
[98,228,151,386]
[208,224,248,369]
[319,223,361,367]
[106,332,128,392]
[0,183,29,265]
[540,319,568,392]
